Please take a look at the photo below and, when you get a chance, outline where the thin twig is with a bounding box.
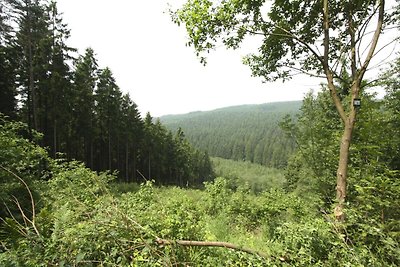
[0,165,40,236]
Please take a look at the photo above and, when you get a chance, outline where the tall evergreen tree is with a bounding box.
[71,48,98,165]
[14,0,50,133]
[119,93,143,182]
[44,1,73,157]
[141,112,154,180]
[95,67,122,171]
[0,0,17,118]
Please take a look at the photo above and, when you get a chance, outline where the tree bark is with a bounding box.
[53,120,57,158]
[125,141,129,182]
[27,4,38,132]
[334,119,353,221]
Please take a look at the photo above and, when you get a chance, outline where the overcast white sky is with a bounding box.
[56,0,395,117]
[55,0,324,117]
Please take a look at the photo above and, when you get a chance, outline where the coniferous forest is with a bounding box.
[1,0,400,266]
[0,0,213,187]
[161,101,301,168]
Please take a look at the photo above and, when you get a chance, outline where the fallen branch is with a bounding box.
[155,238,286,261]
[0,165,40,236]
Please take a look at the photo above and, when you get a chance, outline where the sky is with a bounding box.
[56,0,395,117]
[55,0,325,117]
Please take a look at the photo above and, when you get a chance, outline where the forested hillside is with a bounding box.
[0,0,213,186]
[161,101,301,168]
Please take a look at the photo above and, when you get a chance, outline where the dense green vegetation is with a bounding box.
[212,157,286,193]
[161,101,301,168]
[1,107,399,265]
[0,0,213,186]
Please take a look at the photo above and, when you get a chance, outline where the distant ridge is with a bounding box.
[160,101,302,168]
[161,100,302,119]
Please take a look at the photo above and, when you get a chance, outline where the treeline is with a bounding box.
[161,101,301,168]
[0,0,213,186]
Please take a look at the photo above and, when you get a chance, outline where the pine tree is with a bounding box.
[14,0,51,133]
[0,0,17,118]
[44,1,73,157]
[95,67,122,171]
[120,93,143,182]
[71,48,98,166]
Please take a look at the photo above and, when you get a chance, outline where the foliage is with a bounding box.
[379,57,400,170]
[281,84,400,265]
[170,0,395,82]
[212,157,286,193]
[4,169,399,266]
[1,114,399,265]
[280,89,342,197]
[0,114,51,228]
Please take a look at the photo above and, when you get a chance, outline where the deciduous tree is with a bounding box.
[171,0,398,220]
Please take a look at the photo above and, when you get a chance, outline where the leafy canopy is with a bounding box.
[171,0,395,82]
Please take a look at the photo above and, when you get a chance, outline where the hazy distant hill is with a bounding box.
[160,101,302,168]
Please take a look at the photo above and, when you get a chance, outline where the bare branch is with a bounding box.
[371,36,399,61]
[323,0,347,123]
[0,165,40,236]
[286,66,326,79]
[272,24,324,66]
[358,0,385,83]
[12,196,29,227]
[155,238,284,261]
[323,0,330,69]
[348,11,357,79]
[1,204,29,237]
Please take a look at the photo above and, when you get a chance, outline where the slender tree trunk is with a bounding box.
[27,6,38,132]
[335,119,354,220]
[90,141,93,169]
[117,136,120,177]
[334,88,358,220]
[108,133,112,170]
[133,150,137,182]
[53,120,57,158]
[125,141,129,182]
[148,152,151,179]
[29,34,37,131]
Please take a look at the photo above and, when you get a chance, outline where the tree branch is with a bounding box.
[0,165,40,236]
[348,10,357,79]
[155,238,285,261]
[272,24,324,66]
[323,0,347,123]
[358,0,385,83]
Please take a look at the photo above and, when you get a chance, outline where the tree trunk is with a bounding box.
[108,133,112,170]
[27,6,38,132]
[53,120,57,158]
[334,96,357,221]
[90,141,93,169]
[125,141,129,182]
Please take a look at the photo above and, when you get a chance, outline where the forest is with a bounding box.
[0,0,213,187]
[161,101,301,168]
[1,0,400,266]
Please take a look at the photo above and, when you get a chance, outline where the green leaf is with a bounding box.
[76,252,85,263]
